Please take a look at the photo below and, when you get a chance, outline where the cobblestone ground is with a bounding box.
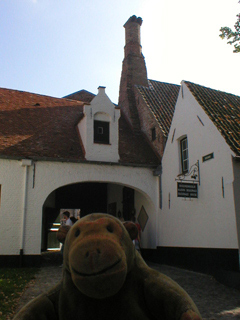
[150,263,240,320]
[14,262,240,320]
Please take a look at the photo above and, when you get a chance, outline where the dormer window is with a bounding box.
[94,120,109,144]
[77,86,120,162]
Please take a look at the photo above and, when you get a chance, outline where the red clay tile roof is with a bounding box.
[184,81,240,156]
[64,90,95,103]
[118,115,160,165]
[0,88,85,161]
[136,80,180,137]
[0,87,159,166]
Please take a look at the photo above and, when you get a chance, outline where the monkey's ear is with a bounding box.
[123,222,138,240]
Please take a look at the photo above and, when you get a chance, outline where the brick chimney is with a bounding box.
[118,15,148,131]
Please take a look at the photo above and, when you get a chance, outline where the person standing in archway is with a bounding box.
[62,211,73,227]
[59,211,73,266]
[132,216,141,253]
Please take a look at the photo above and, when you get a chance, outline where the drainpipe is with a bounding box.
[19,159,32,267]
[153,164,162,249]
[153,165,162,208]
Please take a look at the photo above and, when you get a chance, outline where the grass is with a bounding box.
[0,268,38,320]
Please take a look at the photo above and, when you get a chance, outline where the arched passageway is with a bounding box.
[41,182,140,251]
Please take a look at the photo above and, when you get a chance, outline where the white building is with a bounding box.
[160,81,240,272]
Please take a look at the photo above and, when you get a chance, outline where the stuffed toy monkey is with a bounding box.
[14,213,202,320]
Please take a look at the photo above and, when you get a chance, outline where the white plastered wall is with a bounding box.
[0,160,158,255]
[160,82,238,249]
[0,160,27,255]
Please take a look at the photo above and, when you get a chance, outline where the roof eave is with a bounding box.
[0,154,158,168]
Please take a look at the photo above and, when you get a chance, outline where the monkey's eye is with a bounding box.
[75,229,81,237]
[106,225,113,233]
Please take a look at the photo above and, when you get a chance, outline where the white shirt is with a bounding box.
[65,218,73,226]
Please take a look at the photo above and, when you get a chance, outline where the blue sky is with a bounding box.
[0,0,239,104]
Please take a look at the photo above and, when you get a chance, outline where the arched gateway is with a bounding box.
[42,181,156,252]
[32,160,159,265]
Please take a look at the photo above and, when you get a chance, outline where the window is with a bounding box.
[180,137,189,173]
[151,127,156,141]
[94,120,109,144]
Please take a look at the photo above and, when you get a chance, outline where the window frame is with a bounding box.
[94,120,110,144]
[180,136,189,174]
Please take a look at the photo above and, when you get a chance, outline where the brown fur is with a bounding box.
[13,213,202,320]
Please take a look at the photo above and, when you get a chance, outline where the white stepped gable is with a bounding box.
[78,86,120,162]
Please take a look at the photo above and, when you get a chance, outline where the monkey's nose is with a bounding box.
[85,248,101,258]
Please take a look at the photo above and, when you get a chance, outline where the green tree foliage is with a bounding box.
[219,1,240,53]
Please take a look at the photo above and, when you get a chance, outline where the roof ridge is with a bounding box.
[183,80,240,99]
[63,89,95,98]
[136,79,180,89]
[0,87,84,105]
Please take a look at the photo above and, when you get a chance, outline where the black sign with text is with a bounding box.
[177,182,198,198]
[202,152,214,162]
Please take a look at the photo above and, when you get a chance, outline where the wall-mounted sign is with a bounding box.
[138,206,148,231]
[177,182,198,198]
[202,152,214,162]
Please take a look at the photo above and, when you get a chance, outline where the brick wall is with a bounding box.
[119,16,148,132]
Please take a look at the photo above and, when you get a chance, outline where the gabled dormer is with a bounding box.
[78,86,120,162]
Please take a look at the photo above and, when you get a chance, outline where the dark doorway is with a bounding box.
[122,187,135,221]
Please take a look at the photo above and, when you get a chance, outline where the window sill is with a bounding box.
[94,142,111,145]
